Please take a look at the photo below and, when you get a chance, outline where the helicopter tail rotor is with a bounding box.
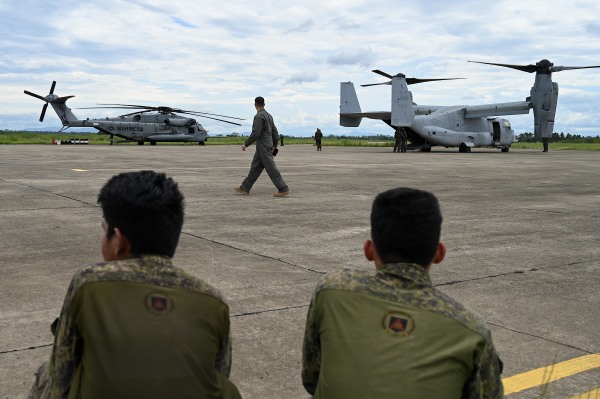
[24,81,57,122]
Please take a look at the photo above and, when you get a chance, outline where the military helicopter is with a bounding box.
[24,82,243,145]
[340,59,600,152]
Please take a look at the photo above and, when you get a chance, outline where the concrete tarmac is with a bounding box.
[1,144,598,398]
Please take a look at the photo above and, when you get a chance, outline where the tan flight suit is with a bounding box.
[240,109,288,193]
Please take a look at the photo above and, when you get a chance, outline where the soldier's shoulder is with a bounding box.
[315,268,375,292]
[70,259,227,304]
[429,287,491,339]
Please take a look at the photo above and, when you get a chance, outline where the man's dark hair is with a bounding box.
[254,96,265,106]
[370,188,442,267]
[98,171,184,258]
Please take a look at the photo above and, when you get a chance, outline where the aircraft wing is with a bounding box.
[342,111,391,120]
[464,101,531,118]
[342,105,446,120]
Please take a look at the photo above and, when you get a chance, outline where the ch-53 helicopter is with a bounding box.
[24,82,243,145]
[340,59,600,152]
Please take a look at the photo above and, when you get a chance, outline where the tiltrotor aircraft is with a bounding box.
[340,59,600,152]
[24,82,243,145]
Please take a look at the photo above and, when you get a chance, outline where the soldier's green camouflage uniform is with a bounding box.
[302,262,503,399]
[29,255,241,399]
[240,109,288,193]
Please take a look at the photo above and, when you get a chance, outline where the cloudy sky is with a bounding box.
[3,0,600,137]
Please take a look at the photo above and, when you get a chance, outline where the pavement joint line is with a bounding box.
[435,258,600,288]
[232,304,309,317]
[182,231,326,275]
[0,343,52,356]
[5,180,97,207]
[487,321,593,355]
[502,353,600,395]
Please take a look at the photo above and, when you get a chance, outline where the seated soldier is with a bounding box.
[302,187,503,399]
[29,170,241,399]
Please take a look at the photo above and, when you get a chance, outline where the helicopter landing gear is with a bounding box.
[501,147,509,152]
[150,141,157,146]
[459,143,471,153]
[199,141,205,146]
[138,141,144,146]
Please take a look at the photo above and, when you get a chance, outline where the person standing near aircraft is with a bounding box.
[393,127,407,152]
[28,171,241,399]
[302,187,504,399]
[235,96,289,197]
[314,128,323,151]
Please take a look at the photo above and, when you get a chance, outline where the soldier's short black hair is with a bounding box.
[98,170,184,258]
[255,96,265,106]
[370,188,442,267]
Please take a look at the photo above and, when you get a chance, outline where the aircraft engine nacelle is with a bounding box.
[165,118,195,127]
[422,126,493,147]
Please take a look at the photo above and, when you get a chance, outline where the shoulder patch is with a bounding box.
[145,292,174,315]
[383,310,415,338]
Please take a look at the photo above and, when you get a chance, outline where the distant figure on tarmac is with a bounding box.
[235,96,289,197]
[280,133,284,146]
[314,128,323,151]
[28,171,241,399]
[394,127,407,152]
[542,137,549,152]
[302,187,504,399]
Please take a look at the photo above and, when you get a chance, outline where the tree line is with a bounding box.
[516,132,600,143]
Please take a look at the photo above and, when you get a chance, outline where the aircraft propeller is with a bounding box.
[468,59,600,74]
[78,104,244,126]
[24,81,57,122]
[361,70,464,87]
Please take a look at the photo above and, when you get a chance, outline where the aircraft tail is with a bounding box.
[340,82,362,127]
[390,76,415,127]
[24,81,79,124]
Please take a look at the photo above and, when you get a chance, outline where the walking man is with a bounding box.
[235,96,289,197]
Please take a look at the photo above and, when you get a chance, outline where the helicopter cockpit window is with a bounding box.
[503,120,511,129]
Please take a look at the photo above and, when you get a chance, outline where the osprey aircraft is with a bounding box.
[24,82,243,145]
[340,59,600,152]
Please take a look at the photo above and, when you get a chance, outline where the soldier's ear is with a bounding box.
[112,228,133,260]
[432,242,446,264]
[364,239,375,261]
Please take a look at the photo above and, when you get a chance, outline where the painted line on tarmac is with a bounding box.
[503,353,600,395]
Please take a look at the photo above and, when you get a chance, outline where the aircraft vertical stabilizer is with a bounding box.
[390,76,415,127]
[340,82,362,127]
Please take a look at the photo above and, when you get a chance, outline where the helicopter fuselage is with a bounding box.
[400,106,515,151]
[49,101,208,144]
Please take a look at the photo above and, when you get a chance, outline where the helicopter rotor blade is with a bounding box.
[192,114,241,126]
[372,69,394,79]
[406,77,465,85]
[468,60,538,73]
[181,110,245,121]
[24,90,47,101]
[360,82,392,87]
[49,81,56,95]
[39,103,48,122]
[550,65,600,72]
